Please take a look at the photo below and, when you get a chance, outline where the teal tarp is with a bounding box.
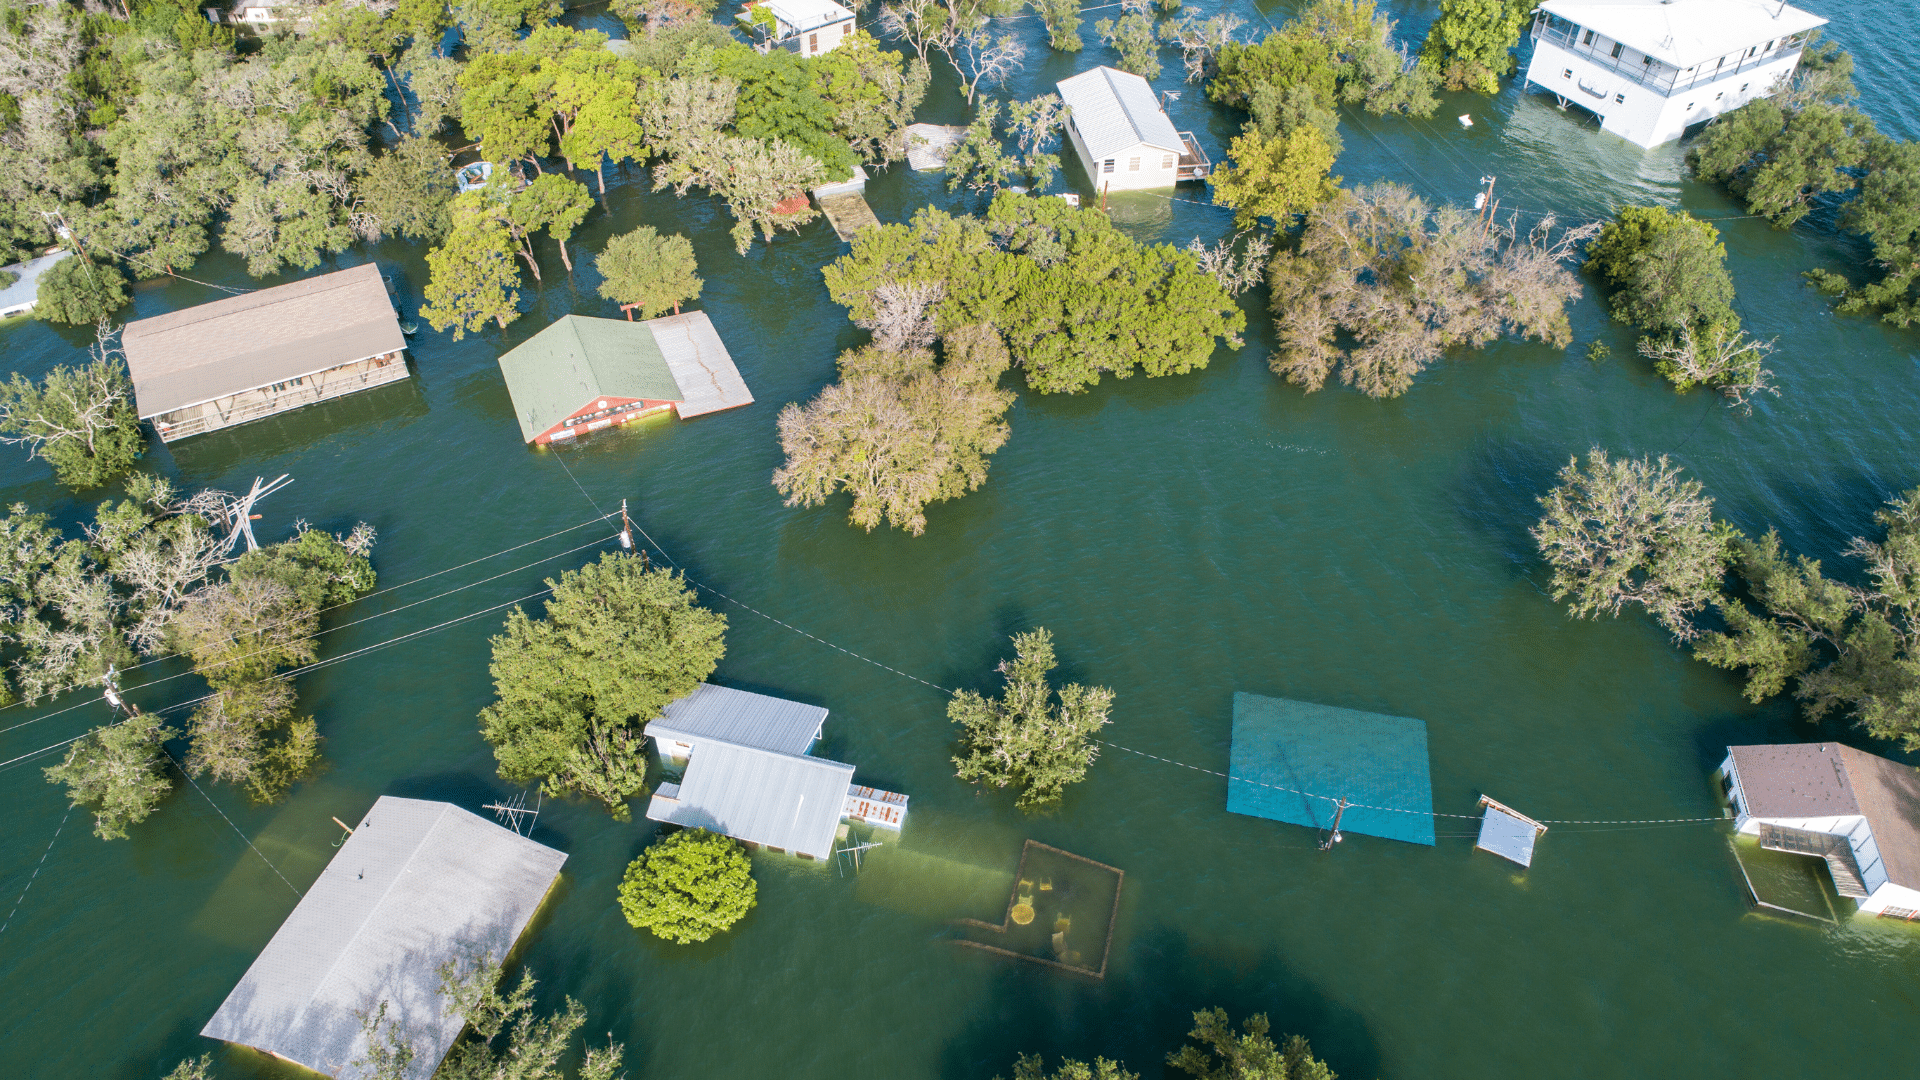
[1225,692,1436,846]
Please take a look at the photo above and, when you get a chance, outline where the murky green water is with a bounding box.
[5,2,1920,1078]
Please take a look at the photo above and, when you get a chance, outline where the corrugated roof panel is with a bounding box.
[647,741,853,858]
[125,263,406,417]
[650,311,752,418]
[1056,66,1184,162]
[201,797,567,1080]
[648,683,825,757]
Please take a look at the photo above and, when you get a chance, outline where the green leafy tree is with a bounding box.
[1209,126,1340,229]
[459,51,550,169]
[1530,448,1732,642]
[1210,0,1438,124]
[944,101,1018,194]
[162,1055,214,1080]
[354,134,456,243]
[596,225,702,318]
[715,44,860,181]
[810,31,931,167]
[479,554,727,818]
[1001,1056,1138,1080]
[0,341,145,491]
[1030,0,1083,51]
[1808,135,1920,327]
[774,326,1016,535]
[1585,206,1737,335]
[1695,489,1920,751]
[183,679,320,805]
[1167,1009,1337,1080]
[421,193,524,340]
[617,827,758,943]
[1418,0,1531,94]
[1688,43,1870,229]
[43,710,174,840]
[1095,13,1161,80]
[33,255,127,325]
[950,627,1115,810]
[506,173,593,278]
[563,81,647,195]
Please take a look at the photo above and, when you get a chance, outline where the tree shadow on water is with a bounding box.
[937,922,1380,1080]
[1449,434,1567,573]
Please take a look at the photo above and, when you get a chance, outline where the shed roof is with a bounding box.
[124,263,405,418]
[1731,743,1920,891]
[1056,66,1184,162]
[1539,0,1826,67]
[648,310,753,418]
[646,741,853,858]
[649,683,827,757]
[496,315,684,441]
[201,797,566,1080]
[0,249,72,317]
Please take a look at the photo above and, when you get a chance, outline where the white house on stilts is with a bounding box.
[1522,0,1828,148]
[1720,743,1920,920]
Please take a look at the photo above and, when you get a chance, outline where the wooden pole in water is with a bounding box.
[1319,797,1349,851]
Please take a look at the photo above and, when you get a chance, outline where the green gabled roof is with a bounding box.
[496,315,684,441]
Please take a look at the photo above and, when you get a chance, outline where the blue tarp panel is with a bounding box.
[1226,692,1436,846]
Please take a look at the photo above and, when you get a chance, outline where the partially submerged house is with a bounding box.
[737,0,856,56]
[1721,743,1920,919]
[1523,0,1828,148]
[0,249,72,319]
[125,263,408,443]
[495,312,751,445]
[1055,66,1209,193]
[646,683,906,861]
[201,797,567,1080]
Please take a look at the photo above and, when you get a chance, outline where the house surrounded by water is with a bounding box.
[1523,0,1828,148]
[1721,743,1920,919]
[125,263,408,443]
[737,0,856,56]
[201,797,567,1080]
[646,683,907,861]
[1055,66,1209,193]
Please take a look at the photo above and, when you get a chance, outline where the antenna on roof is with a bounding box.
[484,790,543,836]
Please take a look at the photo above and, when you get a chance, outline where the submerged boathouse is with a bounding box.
[125,263,408,443]
[646,683,907,860]
[201,797,566,1080]
[495,312,752,444]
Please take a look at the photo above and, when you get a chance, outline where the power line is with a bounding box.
[0,513,615,733]
[160,745,302,898]
[0,807,71,938]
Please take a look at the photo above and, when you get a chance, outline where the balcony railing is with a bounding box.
[1532,13,1808,98]
[1177,133,1209,181]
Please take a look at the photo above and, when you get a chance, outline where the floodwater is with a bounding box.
[4,2,1919,1078]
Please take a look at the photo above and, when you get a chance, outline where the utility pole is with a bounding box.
[1474,175,1497,223]
[1319,797,1350,851]
[618,498,634,550]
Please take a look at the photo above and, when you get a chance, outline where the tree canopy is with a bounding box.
[1167,1009,1338,1080]
[1209,126,1340,229]
[824,194,1245,395]
[43,709,173,840]
[596,225,702,318]
[618,827,758,944]
[34,256,128,326]
[479,554,726,818]
[1210,0,1438,143]
[950,628,1114,810]
[0,335,145,490]
[1418,0,1532,94]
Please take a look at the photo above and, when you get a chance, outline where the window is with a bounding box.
[1765,39,1774,52]
[1129,157,1141,171]
[1162,155,1175,169]
[808,32,817,52]
[1614,92,1625,104]
[1881,906,1920,921]
[1102,158,1114,173]
[1716,56,1725,70]
[1562,68,1572,79]
[1582,29,1593,45]
[1740,82,1749,92]
[1610,42,1623,58]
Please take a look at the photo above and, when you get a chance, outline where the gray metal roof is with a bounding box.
[1475,801,1545,868]
[201,797,567,1080]
[0,249,72,317]
[1055,66,1184,162]
[648,310,752,419]
[648,683,826,757]
[646,741,854,859]
[124,263,406,418]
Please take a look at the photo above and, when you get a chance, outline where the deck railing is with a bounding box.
[1177,133,1210,181]
[1757,823,1869,898]
[1531,13,1808,98]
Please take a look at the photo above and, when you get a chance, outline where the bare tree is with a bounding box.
[1187,231,1272,296]
[1162,12,1244,82]
[953,29,1025,104]
[0,322,145,490]
[858,281,947,351]
[1637,325,1780,413]
[878,0,944,64]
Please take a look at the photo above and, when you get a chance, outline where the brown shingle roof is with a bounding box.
[1836,745,1920,891]
[124,263,405,418]
[1730,743,1920,890]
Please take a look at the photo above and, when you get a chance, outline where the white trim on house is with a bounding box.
[738,0,856,56]
[1056,66,1187,192]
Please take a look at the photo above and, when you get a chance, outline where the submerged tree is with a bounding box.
[597,225,703,318]
[1209,126,1340,229]
[479,554,726,818]
[421,193,524,340]
[617,827,758,943]
[1531,449,1732,642]
[774,327,1016,536]
[1418,0,1532,94]
[1095,13,1161,80]
[33,256,129,326]
[950,628,1115,810]
[1000,1056,1139,1080]
[0,329,145,490]
[1167,1009,1338,1080]
[43,710,174,840]
[1267,183,1597,397]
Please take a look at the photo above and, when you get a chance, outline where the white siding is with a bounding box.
[1067,131,1180,192]
[1525,37,1804,147]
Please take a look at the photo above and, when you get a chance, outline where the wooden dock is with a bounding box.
[818,192,880,241]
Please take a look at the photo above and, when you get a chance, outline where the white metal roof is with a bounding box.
[648,683,827,757]
[646,741,854,858]
[201,798,567,1080]
[1056,66,1185,161]
[1539,0,1827,67]
[741,0,853,33]
[649,310,753,419]
[0,250,71,318]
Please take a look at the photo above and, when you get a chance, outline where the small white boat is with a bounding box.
[455,161,493,193]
